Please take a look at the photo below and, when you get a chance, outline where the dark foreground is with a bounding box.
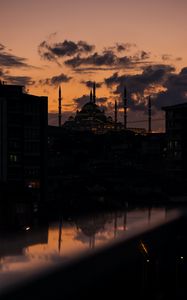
[0,205,186,300]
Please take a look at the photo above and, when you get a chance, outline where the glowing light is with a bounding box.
[140,241,148,255]
[25,227,30,231]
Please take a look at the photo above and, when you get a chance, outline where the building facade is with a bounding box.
[0,83,48,199]
[162,103,187,179]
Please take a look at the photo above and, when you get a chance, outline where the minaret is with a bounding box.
[148,96,152,133]
[123,86,127,129]
[58,217,63,253]
[93,82,96,104]
[58,86,62,127]
[114,100,118,128]
[90,89,93,103]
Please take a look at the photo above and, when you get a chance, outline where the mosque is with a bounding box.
[59,82,123,133]
[58,82,147,134]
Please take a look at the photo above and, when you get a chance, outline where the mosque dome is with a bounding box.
[62,81,120,132]
[81,102,101,114]
[68,116,75,121]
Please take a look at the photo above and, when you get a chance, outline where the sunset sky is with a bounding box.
[1,0,187,130]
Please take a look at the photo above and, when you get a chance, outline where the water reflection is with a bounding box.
[0,205,169,285]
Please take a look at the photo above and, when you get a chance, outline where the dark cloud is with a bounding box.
[104,64,176,112]
[162,54,171,61]
[51,73,72,85]
[105,43,136,53]
[0,44,5,51]
[3,75,33,86]
[105,64,175,89]
[0,52,29,68]
[73,94,108,109]
[74,67,119,73]
[176,57,182,61]
[116,43,135,52]
[106,65,187,112]
[139,51,150,60]
[0,45,30,68]
[73,95,91,108]
[38,39,95,62]
[155,67,187,109]
[38,38,151,72]
[97,97,108,103]
[105,72,120,87]
[161,54,183,62]
[0,66,33,85]
[38,73,72,86]
[64,49,151,71]
[180,67,187,75]
[65,51,130,69]
[0,68,4,77]
[81,80,103,89]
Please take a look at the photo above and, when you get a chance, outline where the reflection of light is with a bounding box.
[147,259,150,263]
[140,241,148,255]
[25,227,30,231]
[180,256,184,260]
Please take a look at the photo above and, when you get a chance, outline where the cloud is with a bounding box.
[116,43,136,52]
[139,51,150,60]
[64,50,150,70]
[104,65,187,112]
[2,75,33,86]
[0,44,5,51]
[73,94,108,109]
[104,43,136,53]
[104,72,120,87]
[161,54,183,63]
[0,43,30,68]
[74,67,120,73]
[104,64,176,112]
[38,38,151,72]
[105,64,174,89]
[81,80,103,89]
[162,54,171,61]
[97,97,108,104]
[38,39,95,62]
[73,95,91,108]
[38,73,72,86]
[0,68,5,77]
[155,67,187,109]
[0,64,33,86]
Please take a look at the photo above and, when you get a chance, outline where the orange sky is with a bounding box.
[1,0,187,130]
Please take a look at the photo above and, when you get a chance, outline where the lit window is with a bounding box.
[9,154,18,162]
[26,180,40,189]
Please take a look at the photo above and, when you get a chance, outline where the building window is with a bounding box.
[9,154,18,162]
[26,180,40,189]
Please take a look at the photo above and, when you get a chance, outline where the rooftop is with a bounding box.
[162,102,187,110]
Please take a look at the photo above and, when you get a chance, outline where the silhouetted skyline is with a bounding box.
[1,0,187,131]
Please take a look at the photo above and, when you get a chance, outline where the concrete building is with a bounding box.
[162,102,187,179]
[0,82,48,199]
